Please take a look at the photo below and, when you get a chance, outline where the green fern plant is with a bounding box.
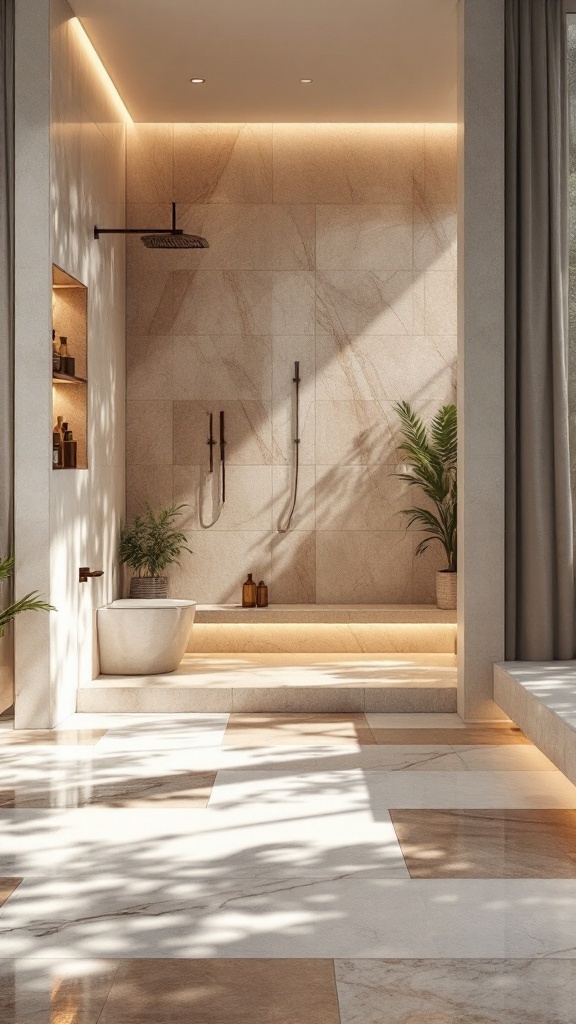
[0,555,55,637]
[119,504,192,578]
[394,401,457,572]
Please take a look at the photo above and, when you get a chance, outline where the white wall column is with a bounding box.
[457,0,507,719]
[14,0,53,728]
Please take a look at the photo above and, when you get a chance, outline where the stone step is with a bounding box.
[79,653,457,714]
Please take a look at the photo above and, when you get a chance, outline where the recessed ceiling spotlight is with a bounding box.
[300,78,313,84]
[190,77,205,84]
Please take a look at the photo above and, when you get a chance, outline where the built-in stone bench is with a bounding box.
[189,604,457,655]
[494,662,576,784]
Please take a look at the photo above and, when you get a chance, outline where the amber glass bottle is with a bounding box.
[256,581,268,607]
[242,573,257,608]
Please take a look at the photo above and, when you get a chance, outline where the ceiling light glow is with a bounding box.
[300,78,313,84]
[190,78,205,84]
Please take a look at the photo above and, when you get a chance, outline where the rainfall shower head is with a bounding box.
[141,232,209,249]
[94,202,209,250]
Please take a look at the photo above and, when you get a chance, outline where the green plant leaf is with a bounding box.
[119,504,193,577]
[393,400,457,571]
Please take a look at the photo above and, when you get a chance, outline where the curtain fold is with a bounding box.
[505,0,574,660]
[0,0,15,709]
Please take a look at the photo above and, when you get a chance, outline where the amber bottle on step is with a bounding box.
[242,573,257,608]
[256,580,268,607]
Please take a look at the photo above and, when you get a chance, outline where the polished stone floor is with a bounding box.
[2,711,576,1021]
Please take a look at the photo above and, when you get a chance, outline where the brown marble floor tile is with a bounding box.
[0,772,217,809]
[390,808,576,878]
[99,959,340,1024]
[370,725,530,745]
[0,729,107,746]
[0,879,22,908]
[335,959,576,1024]
[224,712,375,746]
[0,960,120,1023]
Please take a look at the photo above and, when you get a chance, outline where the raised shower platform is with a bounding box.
[79,605,457,714]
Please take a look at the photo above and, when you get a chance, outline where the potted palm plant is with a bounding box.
[119,504,192,599]
[394,401,457,610]
[0,555,54,635]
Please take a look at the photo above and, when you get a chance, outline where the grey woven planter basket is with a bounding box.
[129,576,168,599]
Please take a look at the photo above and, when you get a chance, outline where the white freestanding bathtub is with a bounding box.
[97,599,197,675]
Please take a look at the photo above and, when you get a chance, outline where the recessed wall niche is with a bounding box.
[52,264,88,470]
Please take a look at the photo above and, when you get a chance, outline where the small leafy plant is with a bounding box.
[0,555,55,637]
[394,401,457,572]
[119,504,192,578]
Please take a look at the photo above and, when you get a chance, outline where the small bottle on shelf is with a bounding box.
[62,422,78,469]
[52,424,62,468]
[52,329,60,372]
[256,580,269,607]
[242,573,257,608]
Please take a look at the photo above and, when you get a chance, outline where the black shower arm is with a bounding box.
[94,202,183,239]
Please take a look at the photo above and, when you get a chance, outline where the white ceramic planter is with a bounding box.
[97,599,196,675]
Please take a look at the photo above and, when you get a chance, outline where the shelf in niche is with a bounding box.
[52,371,88,384]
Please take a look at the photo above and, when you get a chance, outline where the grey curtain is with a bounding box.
[505,0,575,660]
[0,0,15,709]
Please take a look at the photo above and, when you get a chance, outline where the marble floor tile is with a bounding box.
[390,809,576,878]
[223,713,375,746]
[0,771,216,809]
[370,726,530,745]
[100,958,340,1024]
[0,879,21,908]
[0,730,107,746]
[5,875,576,958]
[0,958,120,1024]
[454,744,557,771]
[0,958,340,1024]
[334,958,576,1024]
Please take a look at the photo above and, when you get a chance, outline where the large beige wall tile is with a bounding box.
[170,270,315,335]
[126,123,172,203]
[271,531,316,603]
[126,264,173,335]
[173,400,274,466]
[172,334,272,401]
[127,335,173,400]
[316,271,415,336]
[169,531,272,604]
[421,123,457,204]
[315,334,456,402]
[316,205,413,271]
[423,272,457,334]
[126,400,172,465]
[414,204,457,272]
[173,123,272,203]
[315,465,408,531]
[316,531,414,603]
[315,399,412,465]
[126,465,174,521]
[273,124,423,204]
